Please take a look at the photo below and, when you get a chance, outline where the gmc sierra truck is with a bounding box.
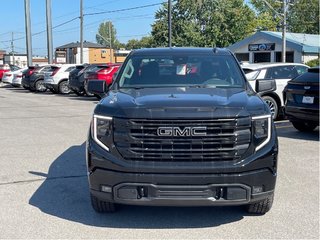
[86,48,278,214]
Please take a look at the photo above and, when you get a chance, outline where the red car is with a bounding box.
[84,63,121,96]
[0,64,20,81]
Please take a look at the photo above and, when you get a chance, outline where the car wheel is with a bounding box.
[35,80,47,92]
[291,121,317,132]
[58,80,70,94]
[90,193,116,213]
[262,96,278,120]
[246,193,274,215]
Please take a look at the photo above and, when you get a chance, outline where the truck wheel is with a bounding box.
[262,96,278,120]
[90,194,116,213]
[246,193,274,214]
[58,80,70,94]
[35,80,47,92]
[291,121,317,132]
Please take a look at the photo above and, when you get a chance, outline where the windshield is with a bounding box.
[118,54,245,88]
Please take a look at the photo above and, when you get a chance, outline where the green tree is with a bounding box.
[151,0,256,48]
[288,0,319,34]
[96,21,122,49]
[126,39,141,50]
[250,0,320,34]
[125,36,154,49]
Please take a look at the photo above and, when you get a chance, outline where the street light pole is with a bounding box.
[80,0,83,64]
[24,0,33,66]
[282,0,287,63]
[46,0,53,64]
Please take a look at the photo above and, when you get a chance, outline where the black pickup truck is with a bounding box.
[86,48,278,214]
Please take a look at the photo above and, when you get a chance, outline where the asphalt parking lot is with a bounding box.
[0,84,319,239]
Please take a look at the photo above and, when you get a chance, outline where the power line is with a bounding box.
[84,2,165,16]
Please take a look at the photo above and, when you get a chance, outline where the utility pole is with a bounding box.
[109,21,112,63]
[46,0,53,64]
[24,0,33,66]
[80,0,83,64]
[11,32,15,65]
[282,0,287,63]
[168,0,172,47]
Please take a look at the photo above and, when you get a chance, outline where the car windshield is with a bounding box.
[118,54,245,88]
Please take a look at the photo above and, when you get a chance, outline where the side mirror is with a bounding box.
[87,80,106,99]
[256,79,277,94]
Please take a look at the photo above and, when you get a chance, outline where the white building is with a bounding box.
[228,31,320,64]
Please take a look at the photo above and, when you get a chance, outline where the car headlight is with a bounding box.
[252,115,271,151]
[92,114,112,151]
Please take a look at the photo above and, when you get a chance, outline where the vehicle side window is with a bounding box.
[40,66,51,72]
[66,66,76,72]
[295,66,308,75]
[265,66,298,79]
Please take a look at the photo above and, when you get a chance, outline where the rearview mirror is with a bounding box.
[87,80,106,99]
[256,79,276,94]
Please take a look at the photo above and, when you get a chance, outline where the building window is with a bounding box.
[275,52,294,62]
[101,49,107,58]
[254,52,271,63]
[235,53,249,62]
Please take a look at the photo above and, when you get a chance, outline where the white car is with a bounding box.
[12,69,28,87]
[242,63,309,119]
[2,68,26,85]
[43,64,76,94]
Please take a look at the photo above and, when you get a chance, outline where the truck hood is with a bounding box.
[94,87,268,119]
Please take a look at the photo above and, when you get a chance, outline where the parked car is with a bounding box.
[44,64,76,94]
[2,68,26,85]
[21,66,41,90]
[68,64,88,96]
[242,63,309,119]
[84,63,121,97]
[12,69,28,87]
[283,67,319,131]
[0,64,20,81]
[25,65,57,92]
[86,47,278,214]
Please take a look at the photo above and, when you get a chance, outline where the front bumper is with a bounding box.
[87,131,278,206]
[89,168,275,206]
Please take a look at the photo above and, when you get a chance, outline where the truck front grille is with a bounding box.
[113,117,251,162]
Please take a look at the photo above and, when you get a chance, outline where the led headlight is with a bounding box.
[252,115,271,151]
[92,115,112,151]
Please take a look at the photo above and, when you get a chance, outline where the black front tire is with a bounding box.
[262,96,279,120]
[90,194,116,213]
[246,193,274,215]
[291,121,317,132]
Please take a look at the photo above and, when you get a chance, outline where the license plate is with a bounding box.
[302,96,314,104]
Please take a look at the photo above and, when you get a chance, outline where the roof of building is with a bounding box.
[56,41,105,49]
[228,31,320,53]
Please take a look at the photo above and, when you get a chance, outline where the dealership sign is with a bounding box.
[55,51,67,63]
[248,43,275,51]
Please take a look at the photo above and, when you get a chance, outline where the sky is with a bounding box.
[0,0,164,56]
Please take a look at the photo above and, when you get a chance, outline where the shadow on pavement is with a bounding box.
[29,143,246,228]
[275,121,319,142]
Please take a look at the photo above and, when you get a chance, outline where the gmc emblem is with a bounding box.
[157,126,207,137]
